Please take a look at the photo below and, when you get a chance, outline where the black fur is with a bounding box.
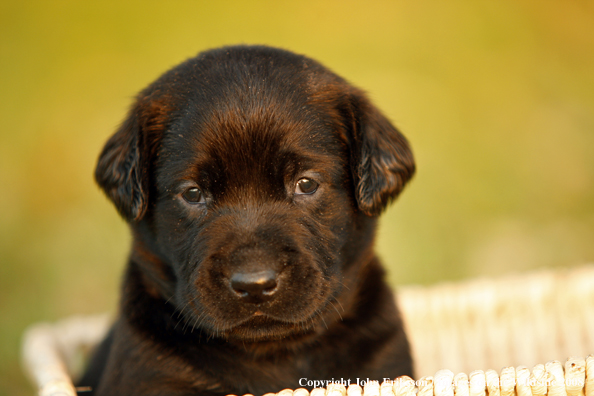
[82,45,415,396]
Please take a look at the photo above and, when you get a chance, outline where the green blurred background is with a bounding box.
[1,0,593,394]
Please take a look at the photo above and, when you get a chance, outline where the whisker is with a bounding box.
[328,300,343,321]
[315,308,328,329]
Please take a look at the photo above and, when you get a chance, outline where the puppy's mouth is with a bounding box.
[220,314,317,342]
[183,298,325,342]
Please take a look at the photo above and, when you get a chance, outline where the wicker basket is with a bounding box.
[22,265,594,396]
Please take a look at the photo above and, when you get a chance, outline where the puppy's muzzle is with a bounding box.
[230,269,279,304]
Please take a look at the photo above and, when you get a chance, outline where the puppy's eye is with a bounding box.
[182,187,205,204]
[295,178,319,195]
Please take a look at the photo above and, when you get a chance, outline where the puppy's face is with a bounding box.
[95,46,414,343]
[153,107,353,341]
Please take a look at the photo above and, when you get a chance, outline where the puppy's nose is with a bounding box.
[230,270,278,303]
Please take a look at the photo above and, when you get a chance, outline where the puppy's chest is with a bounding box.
[128,336,313,391]
[223,353,315,395]
[205,348,312,395]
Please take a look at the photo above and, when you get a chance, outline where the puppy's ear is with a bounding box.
[346,93,415,216]
[95,106,148,222]
[96,94,172,221]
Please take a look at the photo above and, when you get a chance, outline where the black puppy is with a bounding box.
[80,45,415,396]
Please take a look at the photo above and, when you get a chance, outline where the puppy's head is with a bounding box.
[96,46,414,342]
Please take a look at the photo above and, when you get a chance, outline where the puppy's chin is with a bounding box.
[220,315,317,344]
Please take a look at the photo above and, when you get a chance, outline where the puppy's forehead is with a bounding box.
[160,104,344,189]
[155,48,348,191]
